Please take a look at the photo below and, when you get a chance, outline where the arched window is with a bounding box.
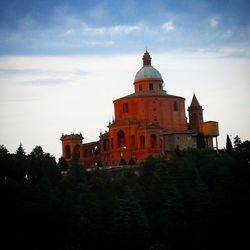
[174,101,178,112]
[94,145,100,155]
[65,145,71,159]
[103,139,108,151]
[150,134,157,149]
[90,148,93,156]
[140,135,145,149]
[73,144,80,159]
[160,139,163,149]
[123,103,129,113]
[117,130,125,147]
[149,83,153,90]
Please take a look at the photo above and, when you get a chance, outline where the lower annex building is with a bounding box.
[61,51,219,168]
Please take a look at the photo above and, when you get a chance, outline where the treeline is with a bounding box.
[0,141,250,250]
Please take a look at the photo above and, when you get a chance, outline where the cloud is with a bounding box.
[0,56,91,74]
[217,46,250,58]
[1,8,249,56]
[5,97,39,103]
[83,23,143,36]
[56,14,142,36]
[86,4,109,23]
[85,40,115,47]
[21,79,71,86]
[209,17,219,28]
[0,11,145,55]
[240,26,250,39]
[222,29,233,38]
[162,21,175,32]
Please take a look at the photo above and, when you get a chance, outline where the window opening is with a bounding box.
[123,103,129,113]
[117,130,125,147]
[65,145,71,159]
[174,101,179,112]
[150,134,157,149]
[73,144,80,159]
[140,135,145,149]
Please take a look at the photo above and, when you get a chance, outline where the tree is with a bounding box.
[128,158,136,165]
[29,146,45,158]
[234,135,242,150]
[119,158,127,165]
[226,134,233,153]
[111,186,150,250]
[197,133,206,148]
[0,144,8,157]
[0,145,9,181]
[241,140,250,151]
[27,146,58,184]
[16,143,26,157]
[57,157,69,172]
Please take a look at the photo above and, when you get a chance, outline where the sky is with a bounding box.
[0,0,249,159]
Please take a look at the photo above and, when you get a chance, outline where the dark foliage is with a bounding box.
[1,143,250,250]
[119,158,127,165]
[196,132,205,148]
[226,134,233,152]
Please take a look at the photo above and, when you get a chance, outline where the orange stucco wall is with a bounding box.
[113,94,187,131]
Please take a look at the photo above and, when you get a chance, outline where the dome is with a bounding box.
[135,66,163,82]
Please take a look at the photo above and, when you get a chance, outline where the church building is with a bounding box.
[61,51,219,168]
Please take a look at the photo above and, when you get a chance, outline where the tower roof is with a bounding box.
[190,93,201,107]
[134,51,163,82]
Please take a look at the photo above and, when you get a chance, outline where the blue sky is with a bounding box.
[1,0,249,55]
[0,0,249,158]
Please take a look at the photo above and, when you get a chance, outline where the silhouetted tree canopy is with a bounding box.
[234,135,242,150]
[16,143,25,157]
[119,158,127,165]
[128,157,136,165]
[29,145,45,158]
[226,134,233,152]
[0,144,8,157]
[57,157,69,172]
[197,132,206,148]
[1,142,250,250]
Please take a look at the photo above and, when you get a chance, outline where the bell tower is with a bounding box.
[188,94,204,133]
[60,133,83,164]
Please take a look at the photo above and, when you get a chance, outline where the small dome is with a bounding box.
[135,66,163,82]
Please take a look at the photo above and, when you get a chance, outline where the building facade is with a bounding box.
[61,51,219,168]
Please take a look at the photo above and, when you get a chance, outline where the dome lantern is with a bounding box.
[143,50,152,66]
[134,51,166,95]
